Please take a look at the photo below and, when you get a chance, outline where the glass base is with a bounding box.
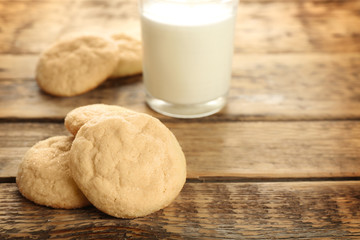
[146,94,226,119]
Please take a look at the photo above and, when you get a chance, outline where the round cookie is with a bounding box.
[69,115,186,218]
[36,35,118,97]
[110,33,142,78]
[64,104,138,136]
[16,136,90,209]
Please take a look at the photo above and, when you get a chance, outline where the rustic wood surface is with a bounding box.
[1,0,360,238]
[1,53,360,120]
[1,121,360,179]
[1,182,360,239]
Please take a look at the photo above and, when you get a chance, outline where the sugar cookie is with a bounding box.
[69,115,186,218]
[110,33,142,78]
[16,136,90,209]
[64,104,138,136]
[36,35,118,97]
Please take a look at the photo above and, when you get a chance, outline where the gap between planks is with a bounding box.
[2,176,360,184]
[2,117,360,124]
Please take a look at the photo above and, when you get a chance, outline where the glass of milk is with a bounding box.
[139,0,238,118]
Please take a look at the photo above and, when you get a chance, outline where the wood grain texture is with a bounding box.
[1,0,359,54]
[235,0,360,53]
[1,121,360,179]
[1,53,360,120]
[1,181,360,239]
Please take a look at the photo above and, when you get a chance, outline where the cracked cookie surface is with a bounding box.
[110,33,142,78]
[69,115,186,218]
[36,35,118,97]
[65,104,137,136]
[16,136,91,209]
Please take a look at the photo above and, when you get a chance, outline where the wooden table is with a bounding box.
[1,0,360,238]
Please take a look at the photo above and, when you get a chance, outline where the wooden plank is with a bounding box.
[0,0,359,54]
[0,0,140,54]
[227,53,360,120]
[1,181,359,239]
[0,74,148,118]
[235,0,360,53]
[1,121,360,179]
[1,53,359,120]
[0,55,38,79]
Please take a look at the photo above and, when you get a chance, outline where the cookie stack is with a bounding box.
[36,34,142,97]
[16,104,187,218]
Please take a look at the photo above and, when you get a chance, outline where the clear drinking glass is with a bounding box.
[139,0,238,118]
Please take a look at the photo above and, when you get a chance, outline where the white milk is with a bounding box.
[141,1,237,105]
